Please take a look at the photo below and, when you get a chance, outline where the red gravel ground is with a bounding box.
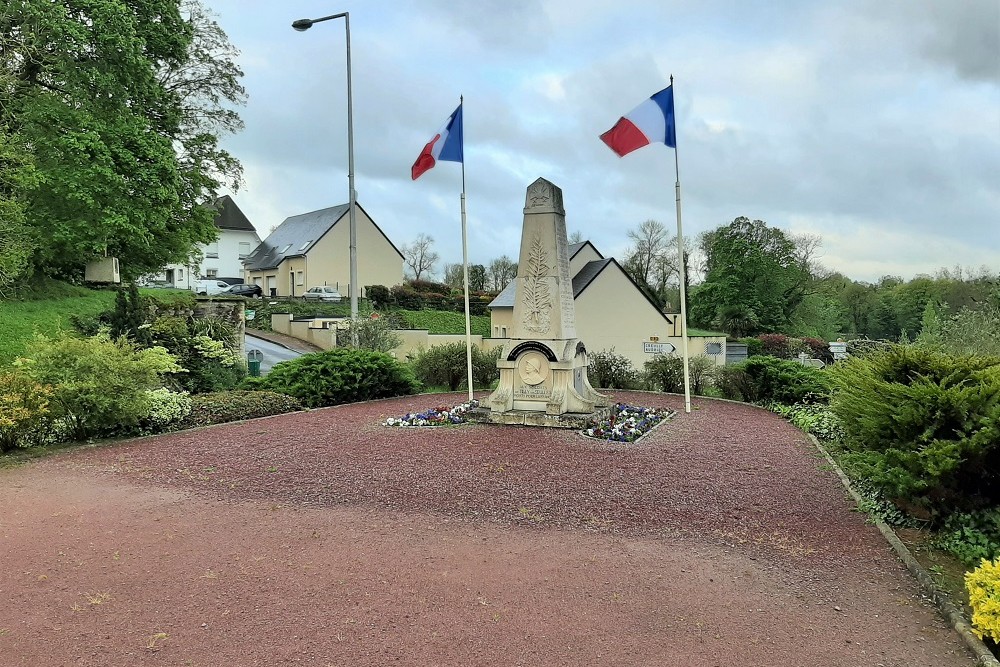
[0,392,976,666]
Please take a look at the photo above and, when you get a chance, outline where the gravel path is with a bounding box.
[0,392,976,665]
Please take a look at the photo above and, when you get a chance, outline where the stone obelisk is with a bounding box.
[488,178,607,425]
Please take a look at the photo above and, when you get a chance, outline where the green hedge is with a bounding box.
[180,390,303,428]
[829,345,1000,517]
[715,356,830,404]
[247,348,420,408]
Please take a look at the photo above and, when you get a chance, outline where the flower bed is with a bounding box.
[582,403,673,443]
[383,400,480,427]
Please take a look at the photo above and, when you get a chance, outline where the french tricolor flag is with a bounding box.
[600,86,676,157]
[411,104,464,180]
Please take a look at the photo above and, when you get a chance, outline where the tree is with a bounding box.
[442,263,464,290]
[487,255,517,293]
[0,123,34,292]
[444,263,488,292]
[402,233,439,281]
[690,217,813,336]
[0,0,245,279]
[621,219,676,308]
[568,229,583,244]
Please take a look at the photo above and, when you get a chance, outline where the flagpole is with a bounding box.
[671,75,692,414]
[458,97,475,402]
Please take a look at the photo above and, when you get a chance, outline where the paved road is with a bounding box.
[245,332,302,373]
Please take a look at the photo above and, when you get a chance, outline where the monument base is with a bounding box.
[467,405,612,430]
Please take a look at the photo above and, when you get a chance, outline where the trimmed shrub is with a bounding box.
[0,371,54,452]
[255,349,420,407]
[335,312,404,352]
[758,333,792,359]
[179,390,303,428]
[717,356,830,404]
[408,343,500,391]
[739,337,764,357]
[829,345,1000,517]
[19,333,182,440]
[967,558,1000,644]
[588,349,640,389]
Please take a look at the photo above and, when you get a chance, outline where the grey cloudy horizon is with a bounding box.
[208,0,1000,284]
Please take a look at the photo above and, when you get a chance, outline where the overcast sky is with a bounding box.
[207,0,999,283]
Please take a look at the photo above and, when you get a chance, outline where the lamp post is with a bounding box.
[292,12,358,340]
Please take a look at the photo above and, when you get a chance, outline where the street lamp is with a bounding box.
[292,12,358,340]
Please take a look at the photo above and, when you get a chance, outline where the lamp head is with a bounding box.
[291,18,313,31]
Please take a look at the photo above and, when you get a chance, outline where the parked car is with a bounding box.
[222,283,263,298]
[194,279,232,296]
[302,286,343,302]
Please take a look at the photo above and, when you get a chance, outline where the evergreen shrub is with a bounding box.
[588,349,640,389]
[254,349,420,407]
[180,390,303,428]
[409,343,500,391]
[829,345,1000,516]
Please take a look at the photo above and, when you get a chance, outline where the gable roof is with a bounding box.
[244,204,349,271]
[487,250,673,326]
[213,195,256,233]
[244,202,404,272]
[568,240,604,262]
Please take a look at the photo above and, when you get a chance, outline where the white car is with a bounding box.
[302,286,343,302]
[194,279,231,296]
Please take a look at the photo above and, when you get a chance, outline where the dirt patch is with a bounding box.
[0,392,976,666]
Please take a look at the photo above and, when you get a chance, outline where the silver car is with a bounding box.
[302,286,343,302]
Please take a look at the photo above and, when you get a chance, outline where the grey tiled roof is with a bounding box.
[243,204,349,271]
[488,258,613,308]
[213,195,256,232]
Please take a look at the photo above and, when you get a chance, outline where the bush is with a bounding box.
[641,355,717,395]
[366,284,391,308]
[758,333,792,359]
[588,349,640,389]
[0,371,54,452]
[767,402,845,442]
[718,356,830,404]
[179,390,303,428]
[967,558,1000,644]
[829,345,1000,517]
[408,343,500,391]
[802,337,833,364]
[137,388,192,434]
[19,333,182,440]
[739,337,764,357]
[335,312,404,352]
[150,316,246,393]
[933,510,1000,567]
[255,348,420,408]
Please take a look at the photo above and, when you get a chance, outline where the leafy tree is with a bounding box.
[690,217,814,336]
[443,262,487,293]
[487,255,517,293]
[0,124,34,292]
[1,0,244,279]
[402,233,439,281]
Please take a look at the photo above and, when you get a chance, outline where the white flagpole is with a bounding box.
[459,97,475,402]
[671,75,692,413]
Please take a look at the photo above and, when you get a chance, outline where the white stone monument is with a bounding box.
[488,178,608,426]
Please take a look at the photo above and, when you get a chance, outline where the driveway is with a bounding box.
[0,392,976,666]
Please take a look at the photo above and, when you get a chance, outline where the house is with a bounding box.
[488,241,727,369]
[243,203,404,298]
[152,196,261,289]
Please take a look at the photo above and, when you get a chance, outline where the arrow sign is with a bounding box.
[643,342,676,355]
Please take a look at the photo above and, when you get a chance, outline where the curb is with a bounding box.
[807,434,999,667]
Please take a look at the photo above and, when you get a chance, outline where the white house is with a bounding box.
[151,196,261,289]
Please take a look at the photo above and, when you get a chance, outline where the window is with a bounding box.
[493,326,499,337]
[239,242,252,258]
[296,271,304,285]
[280,244,292,254]
[206,269,218,278]
[299,240,313,252]
[206,242,219,258]
[177,269,183,280]
[501,326,507,337]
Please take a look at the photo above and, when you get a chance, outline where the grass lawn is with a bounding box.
[0,283,118,366]
[399,310,491,337]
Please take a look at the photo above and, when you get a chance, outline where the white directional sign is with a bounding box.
[643,342,676,355]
